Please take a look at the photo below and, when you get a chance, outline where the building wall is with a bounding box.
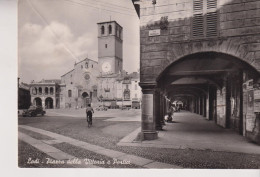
[98,21,123,75]
[139,0,260,83]
[98,77,117,100]
[97,73,142,103]
[98,57,116,75]
[18,88,31,109]
[130,80,142,101]
[98,37,117,58]
[137,0,260,141]
[60,59,99,108]
[115,38,123,59]
[116,80,123,99]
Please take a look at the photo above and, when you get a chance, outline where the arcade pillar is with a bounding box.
[139,82,158,140]
[160,92,166,126]
[155,89,162,130]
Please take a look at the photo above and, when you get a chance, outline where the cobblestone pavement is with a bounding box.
[18,109,260,168]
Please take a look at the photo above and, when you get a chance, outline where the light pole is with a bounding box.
[122,84,124,108]
[100,95,103,106]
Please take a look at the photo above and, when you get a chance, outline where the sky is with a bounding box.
[18,0,140,83]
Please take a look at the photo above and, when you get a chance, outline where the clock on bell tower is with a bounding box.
[97,21,123,75]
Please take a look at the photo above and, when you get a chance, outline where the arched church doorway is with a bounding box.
[82,92,90,108]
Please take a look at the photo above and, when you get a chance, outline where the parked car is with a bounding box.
[121,105,130,110]
[132,101,140,109]
[22,106,46,117]
[96,105,108,111]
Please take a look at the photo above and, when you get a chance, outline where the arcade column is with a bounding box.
[139,82,158,140]
[42,97,45,109]
[155,89,162,130]
[31,97,35,106]
[160,92,166,126]
[53,97,56,109]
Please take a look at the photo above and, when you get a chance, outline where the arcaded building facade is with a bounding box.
[132,0,260,144]
[30,79,61,109]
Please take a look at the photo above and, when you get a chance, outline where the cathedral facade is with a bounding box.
[59,59,99,109]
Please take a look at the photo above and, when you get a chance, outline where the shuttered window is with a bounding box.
[194,0,203,11]
[206,12,217,37]
[207,0,217,9]
[193,13,204,38]
[192,0,218,38]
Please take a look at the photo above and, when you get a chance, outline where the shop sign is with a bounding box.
[244,79,254,90]
[246,113,256,132]
[254,101,260,113]
[254,90,260,112]
[149,29,160,36]
[254,90,260,100]
[248,90,254,111]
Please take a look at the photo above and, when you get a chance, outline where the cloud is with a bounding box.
[18,21,97,83]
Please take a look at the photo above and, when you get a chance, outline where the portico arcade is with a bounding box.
[133,0,260,144]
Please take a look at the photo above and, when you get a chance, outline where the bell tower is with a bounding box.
[97,21,123,75]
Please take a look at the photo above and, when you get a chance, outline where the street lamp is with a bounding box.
[99,95,103,106]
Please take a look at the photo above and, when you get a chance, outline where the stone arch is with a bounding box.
[45,97,53,109]
[82,92,89,98]
[81,91,90,108]
[162,39,260,71]
[156,51,260,82]
[33,97,42,106]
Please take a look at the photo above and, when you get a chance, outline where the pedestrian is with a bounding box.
[176,104,180,112]
[170,105,176,120]
[166,104,174,122]
[86,104,94,125]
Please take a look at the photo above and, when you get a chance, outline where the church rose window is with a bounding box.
[84,74,90,80]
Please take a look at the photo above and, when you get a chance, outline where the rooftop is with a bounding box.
[30,79,61,85]
[97,21,123,28]
[99,71,140,81]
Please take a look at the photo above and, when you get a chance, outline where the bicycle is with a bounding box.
[87,116,92,128]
